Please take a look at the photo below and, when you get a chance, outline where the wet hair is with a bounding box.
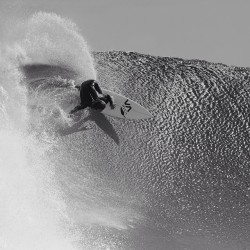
[91,99,106,111]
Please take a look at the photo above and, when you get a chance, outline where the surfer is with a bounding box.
[69,79,115,114]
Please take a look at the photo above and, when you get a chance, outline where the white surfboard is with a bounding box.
[100,89,153,120]
[27,77,152,120]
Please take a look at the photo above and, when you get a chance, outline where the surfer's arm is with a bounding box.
[75,85,81,91]
[109,97,115,109]
[94,82,103,95]
[101,95,115,109]
[69,104,88,114]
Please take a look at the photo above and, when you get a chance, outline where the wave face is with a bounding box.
[2,11,250,250]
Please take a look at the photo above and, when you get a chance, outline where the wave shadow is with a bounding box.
[88,110,120,145]
[57,110,120,145]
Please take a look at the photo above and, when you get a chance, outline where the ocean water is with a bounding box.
[1,12,250,250]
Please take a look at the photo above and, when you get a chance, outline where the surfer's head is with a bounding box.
[91,99,106,111]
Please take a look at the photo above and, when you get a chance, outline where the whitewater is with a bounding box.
[1,12,143,250]
[0,12,109,250]
[1,11,250,250]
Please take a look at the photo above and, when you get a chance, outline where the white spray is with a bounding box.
[0,12,97,250]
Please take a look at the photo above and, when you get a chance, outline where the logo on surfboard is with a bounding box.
[120,99,132,117]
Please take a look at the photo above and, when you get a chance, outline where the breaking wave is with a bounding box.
[0,12,100,250]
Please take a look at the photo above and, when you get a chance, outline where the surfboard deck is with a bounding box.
[100,89,153,120]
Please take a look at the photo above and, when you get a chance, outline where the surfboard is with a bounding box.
[27,77,152,120]
[100,89,153,120]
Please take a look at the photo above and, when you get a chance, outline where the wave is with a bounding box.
[2,10,250,250]
[0,12,98,250]
[1,11,136,250]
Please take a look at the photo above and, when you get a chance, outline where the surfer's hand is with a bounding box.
[69,109,77,116]
[75,85,81,91]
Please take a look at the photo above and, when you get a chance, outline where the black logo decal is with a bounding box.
[120,99,132,117]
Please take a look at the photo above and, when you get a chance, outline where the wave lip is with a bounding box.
[19,12,96,80]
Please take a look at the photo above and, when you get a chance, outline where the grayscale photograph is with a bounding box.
[0,1,249,250]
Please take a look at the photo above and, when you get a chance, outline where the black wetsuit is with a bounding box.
[70,80,105,114]
[80,79,103,107]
